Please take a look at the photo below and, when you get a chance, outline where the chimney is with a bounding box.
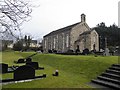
[81,13,86,22]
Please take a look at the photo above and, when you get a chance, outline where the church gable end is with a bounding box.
[70,23,90,50]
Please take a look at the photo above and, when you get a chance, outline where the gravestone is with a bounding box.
[0,63,8,73]
[17,59,25,63]
[26,57,32,63]
[52,70,59,76]
[105,48,110,56]
[26,62,39,69]
[14,65,35,80]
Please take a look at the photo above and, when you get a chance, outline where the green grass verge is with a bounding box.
[1,51,118,88]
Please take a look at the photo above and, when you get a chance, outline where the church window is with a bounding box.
[66,35,69,47]
[53,38,56,49]
[44,40,46,48]
[63,36,65,50]
[93,37,95,43]
[51,42,52,49]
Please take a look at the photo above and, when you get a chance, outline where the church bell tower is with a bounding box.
[81,13,86,22]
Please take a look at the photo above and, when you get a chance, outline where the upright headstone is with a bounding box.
[0,63,8,73]
[26,62,39,69]
[105,48,110,56]
[14,65,35,80]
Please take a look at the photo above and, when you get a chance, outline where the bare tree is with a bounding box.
[0,0,33,38]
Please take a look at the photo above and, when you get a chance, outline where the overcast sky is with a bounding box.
[22,0,119,40]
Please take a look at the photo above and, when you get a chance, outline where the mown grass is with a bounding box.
[1,51,118,88]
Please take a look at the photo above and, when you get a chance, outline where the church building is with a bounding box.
[43,14,99,53]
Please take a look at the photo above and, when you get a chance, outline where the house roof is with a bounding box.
[2,40,13,44]
[79,28,98,36]
[79,30,92,36]
[44,22,80,38]
[21,39,37,44]
[31,40,37,44]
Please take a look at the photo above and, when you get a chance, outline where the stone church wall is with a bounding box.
[90,30,99,51]
[70,22,90,51]
[43,31,70,53]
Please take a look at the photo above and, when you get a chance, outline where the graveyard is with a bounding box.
[1,51,119,88]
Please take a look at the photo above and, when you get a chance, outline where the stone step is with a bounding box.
[101,72,120,80]
[106,69,120,75]
[92,79,120,89]
[97,76,120,85]
[112,64,120,67]
[109,67,120,71]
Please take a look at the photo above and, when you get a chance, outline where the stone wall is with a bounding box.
[90,30,99,51]
[43,31,71,52]
[70,22,90,51]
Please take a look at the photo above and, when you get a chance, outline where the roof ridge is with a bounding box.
[44,22,80,37]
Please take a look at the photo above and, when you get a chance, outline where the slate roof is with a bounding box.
[31,40,37,44]
[79,28,98,36]
[21,39,37,44]
[44,22,80,37]
[2,40,13,44]
[79,30,92,36]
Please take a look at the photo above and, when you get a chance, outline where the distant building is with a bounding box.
[1,39,39,50]
[22,39,39,48]
[43,14,99,53]
[30,40,38,47]
[1,40,14,49]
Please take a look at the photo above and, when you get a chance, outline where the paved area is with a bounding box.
[88,82,115,90]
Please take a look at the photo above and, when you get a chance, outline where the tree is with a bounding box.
[27,35,31,48]
[95,22,120,50]
[0,0,33,38]
[13,40,23,51]
[23,35,31,51]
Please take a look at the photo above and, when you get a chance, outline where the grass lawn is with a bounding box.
[1,51,118,88]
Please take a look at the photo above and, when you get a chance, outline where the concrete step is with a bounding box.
[112,64,120,68]
[109,67,120,71]
[106,69,120,75]
[92,79,120,89]
[101,72,120,80]
[97,76,120,85]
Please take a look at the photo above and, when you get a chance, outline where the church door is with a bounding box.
[75,45,80,53]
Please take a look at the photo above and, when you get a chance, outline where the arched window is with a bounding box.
[44,40,46,49]
[63,35,64,50]
[93,36,95,43]
[66,35,69,47]
[53,38,56,49]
